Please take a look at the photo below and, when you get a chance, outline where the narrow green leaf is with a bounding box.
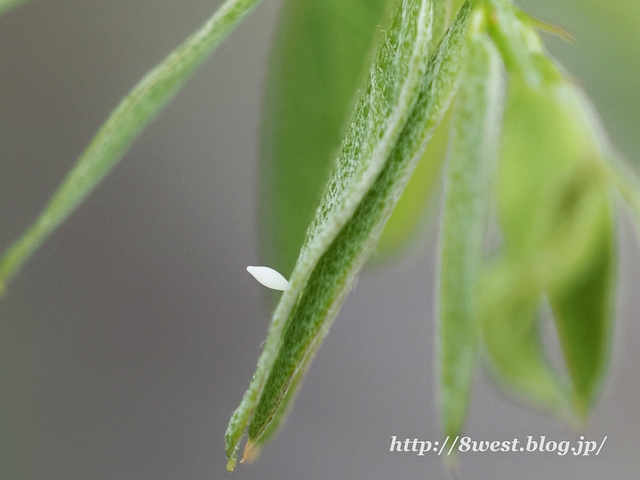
[477,2,573,413]
[250,0,471,450]
[509,148,616,419]
[437,11,504,441]
[227,0,437,464]
[538,86,618,419]
[374,0,454,258]
[226,2,472,469]
[247,338,318,447]
[548,194,615,418]
[480,263,569,412]
[0,0,33,17]
[485,3,619,419]
[259,0,395,276]
[0,0,263,289]
[374,107,451,257]
[261,0,460,277]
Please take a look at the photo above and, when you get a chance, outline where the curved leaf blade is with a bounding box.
[249,1,471,451]
[259,0,395,276]
[375,0,454,259]
[437,18,504,442]
[0,0,263,288]
[548,196,615,418]
[226,2,473,469]
[485,2,619,420]
[261,0,461,277]
[374,108,451,256]
[481,264,569,412]
[227,0,437,464]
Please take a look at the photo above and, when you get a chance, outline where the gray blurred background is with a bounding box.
[1,0,639,478]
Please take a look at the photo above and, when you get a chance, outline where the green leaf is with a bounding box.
[548,193,615,418]
[484,3,618,419]
[497,77,602,264]
[480,263,569,412]
[250,0,471,454]
[227,0,438,464]
[373,107,451,257]
[437,11,504,442]
[259,0,395,276]
[260,0,460,276]
[376,0,455,258]
[478,2,570,413]
[225,2,472,469]
[535,85,618,420]
[0,0,264,289]
[0,0,33,17]
[514,0,640,169]
[501,60,614,417]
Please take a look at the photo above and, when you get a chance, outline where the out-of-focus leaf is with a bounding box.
[539,88,618,419]
[497,77,603,266]
[437,14,504,442]
[481,262,569,412]
[0,0,264,289]
[481,4,570,408]
[548,196,615,418]
[260,0,395,276]
[484,0,618,419]
[226,2,473,469]
[0,0,32,17]
[518,0,640,163]
[498,63,617,418]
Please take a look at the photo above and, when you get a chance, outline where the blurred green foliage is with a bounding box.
[519,0,640,160]
[259,0,640,275]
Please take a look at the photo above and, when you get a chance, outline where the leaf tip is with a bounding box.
[444,453,460,476]
[241,439,262,464]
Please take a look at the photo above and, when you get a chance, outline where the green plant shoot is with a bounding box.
[229,0,640,468]
[437,7,504,444]
[0,0,264,290]
[2,0,640,472]
[226,1,473,469]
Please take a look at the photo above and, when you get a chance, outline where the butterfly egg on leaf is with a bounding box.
[246,266,290,291]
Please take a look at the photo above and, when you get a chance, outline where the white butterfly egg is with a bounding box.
[246,266,290,291]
